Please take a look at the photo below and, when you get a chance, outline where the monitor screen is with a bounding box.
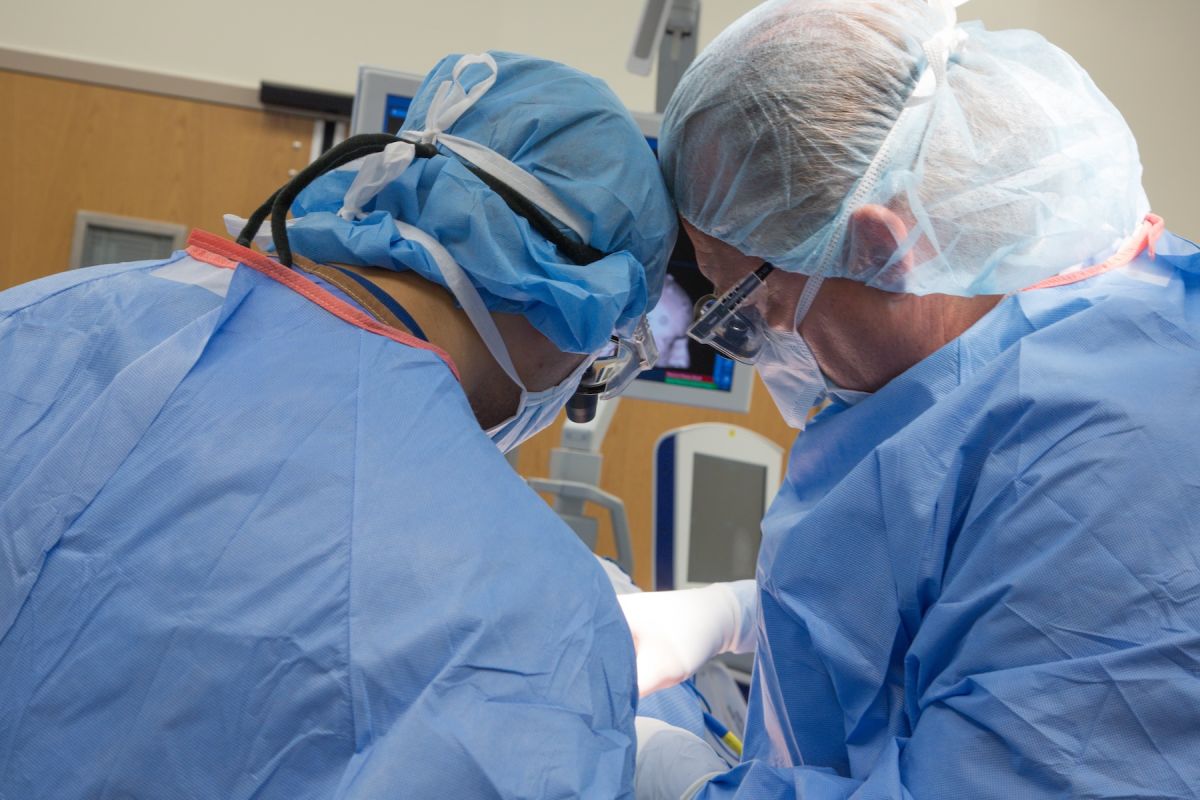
[383,94,413,135]
[640,231,737,395]
[686,453,766,583]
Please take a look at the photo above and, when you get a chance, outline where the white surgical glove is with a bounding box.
[618,580,757,697]
[635,716,726,800]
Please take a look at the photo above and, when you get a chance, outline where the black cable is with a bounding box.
[461,162,605,265]
[270,135,434,266]
[237,132,605,269]
[237,135,415,249]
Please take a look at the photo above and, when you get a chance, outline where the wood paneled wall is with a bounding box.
[0,70,313,289]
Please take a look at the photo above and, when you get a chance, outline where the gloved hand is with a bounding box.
[635,716,726,800]
[618,580,757,697]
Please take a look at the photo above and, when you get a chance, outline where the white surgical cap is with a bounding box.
[660,0,1149,296]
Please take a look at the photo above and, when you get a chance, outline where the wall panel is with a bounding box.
[0,70,312,290]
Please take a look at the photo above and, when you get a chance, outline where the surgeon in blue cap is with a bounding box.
[0,51,674,798]
[621,1,1200,798]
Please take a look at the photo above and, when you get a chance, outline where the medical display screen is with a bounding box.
[687,454,765,583]
[639,231,737,393]
[383,94,413,134]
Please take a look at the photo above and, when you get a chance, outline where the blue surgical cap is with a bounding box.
[660,0,1148,296]
[287,51,676,353]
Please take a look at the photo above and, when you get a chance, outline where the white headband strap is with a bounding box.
[337,53,591,242]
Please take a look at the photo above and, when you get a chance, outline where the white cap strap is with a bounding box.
[423,53,499,135]
[435,132,592,242]
[337,52,590,242]
[338,142,416,222]
[392,218,525,389]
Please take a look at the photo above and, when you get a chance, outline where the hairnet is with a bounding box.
[659,0,1149,296]
[286,52,676,353]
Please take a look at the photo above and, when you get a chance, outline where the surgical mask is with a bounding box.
[757,326,829,429]
[487,353,597,452]
[753,276,829,430]
[826,383,872,408]
[758,334,873,425]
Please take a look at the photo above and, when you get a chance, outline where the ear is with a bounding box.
[845,205,913,285]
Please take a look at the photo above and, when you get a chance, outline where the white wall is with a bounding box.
[966,0,1200,239]
[0,0,761,112]
[3,0,1197,236]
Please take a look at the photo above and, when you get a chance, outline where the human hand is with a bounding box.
[634,717,726,800]
[618,580,757,697]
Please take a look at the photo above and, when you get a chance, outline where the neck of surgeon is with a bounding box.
[801,278,1002,392]
[337,263,586,429]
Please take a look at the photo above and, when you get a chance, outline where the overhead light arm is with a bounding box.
[628,0,702,112]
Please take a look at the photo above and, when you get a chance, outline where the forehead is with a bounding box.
[682,219,760,288]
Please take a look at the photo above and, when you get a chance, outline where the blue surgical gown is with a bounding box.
[0,234,637,799]
[702,232,1200,798]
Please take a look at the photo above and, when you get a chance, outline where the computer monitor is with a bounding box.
[351,66,424,137]
[621,229,754,413]
[653,424,783,591]
[351,67,754,413]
